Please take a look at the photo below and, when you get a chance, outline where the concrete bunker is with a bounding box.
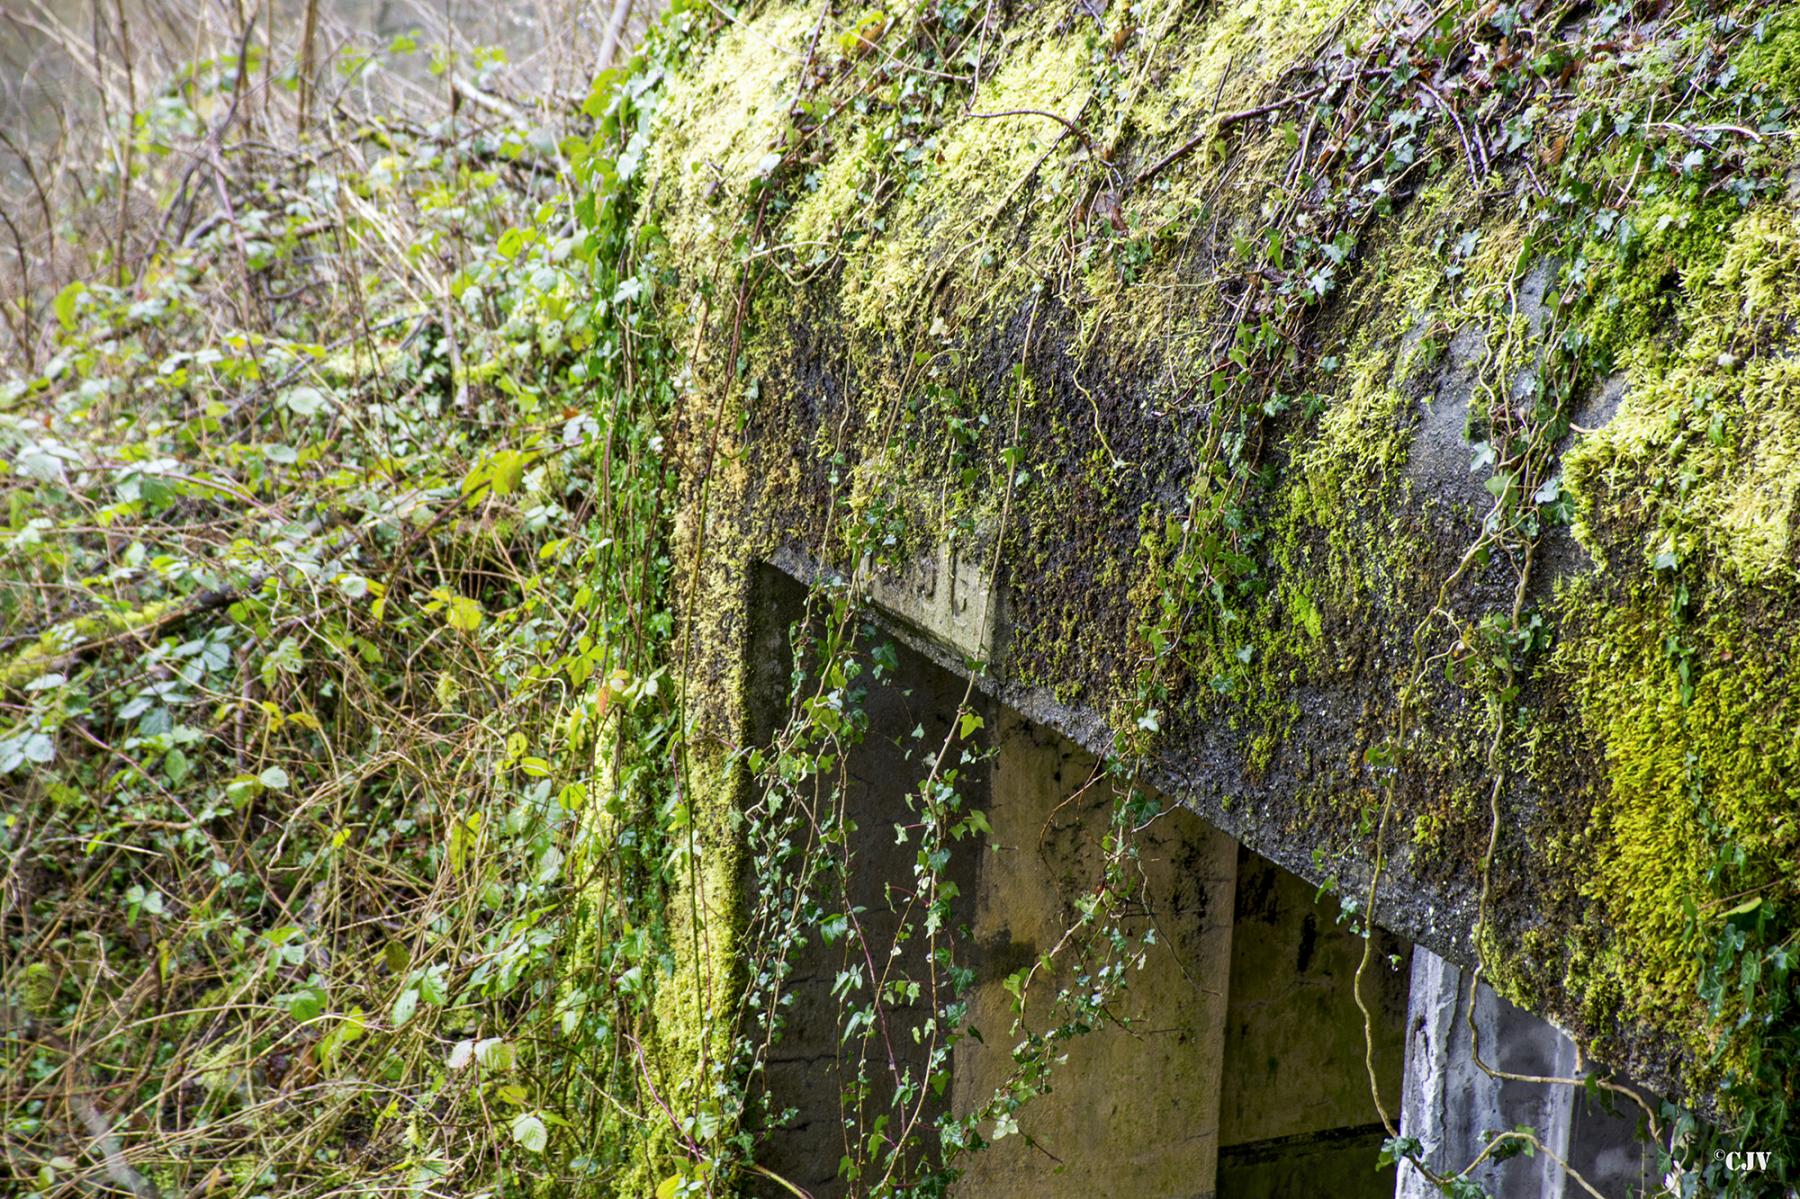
[745,561,1662,1198]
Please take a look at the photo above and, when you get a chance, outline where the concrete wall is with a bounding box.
[951,713,1237,1199]
[751,571,1656,1198]
[754,630,1417,1196]
[1216,849,1410,1198]
[750,599,984,1198]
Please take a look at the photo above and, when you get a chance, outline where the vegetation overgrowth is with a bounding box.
[4,0,1799,1196]
[1,4,682,1193]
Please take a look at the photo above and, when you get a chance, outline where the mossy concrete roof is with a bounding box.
[644,0,1800,1114]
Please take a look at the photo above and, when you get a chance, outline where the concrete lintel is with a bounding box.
[858,538,1005,664]
[759,546,1481,983]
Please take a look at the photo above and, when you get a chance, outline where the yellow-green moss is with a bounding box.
[1537,191,1800,1073]
[1737,8,1800,102]
[1567,203,1800,586]
[1556,591,1800,1033]
[845,31,1091,337]
[2,597,187,688]
[19,961,57,1015]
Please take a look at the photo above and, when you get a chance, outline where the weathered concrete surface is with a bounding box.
[862,539,1005,664]
[1397,948,1659,1199]
[778,540,1474,1030]
[751,572,1433,1196]
[750,601,985,1198]
[953,713,1236,1198]
[1216,849,1408,1197]
[655,0,1800,1156]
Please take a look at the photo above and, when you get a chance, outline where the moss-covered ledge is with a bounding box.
[634,0,1800,1151]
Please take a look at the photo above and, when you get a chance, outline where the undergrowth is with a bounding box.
[0,6,678,1194]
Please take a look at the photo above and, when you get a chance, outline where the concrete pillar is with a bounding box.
[952,713,1238,1199]
[1397,947,1657,1199]
[1216,849,1410,1196]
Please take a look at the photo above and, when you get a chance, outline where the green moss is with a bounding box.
[1233,177,1486,774]
[650,5,819,264]
[1567,203,1800,585]
[1737,8,1800,102]
[2,597,185,688]
[20,961,57,1015]
[844,31,1091,337]
[1552,192,1800,1067]
[1557,591,1800,1032]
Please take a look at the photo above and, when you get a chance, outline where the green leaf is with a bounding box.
[391,986,419,1027]
[510,1112,547,1153]
[474,1037,513,1071]
[417,966,449,1006]
[259,766,291,791]
[319,1008,365,1071]
[53,282,86,330]
[281,386,331,416]
[278,986,325,1023]
[445,595,483,632]
[15,444,64,483]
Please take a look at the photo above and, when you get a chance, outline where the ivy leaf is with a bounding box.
[261,636,305,687]
[281,386,331,416]
[278,986,325,1023]
[474,1037,513,1071]
[391,986,419,1028]
[418,965,450,1006]
[15,443,65,483]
